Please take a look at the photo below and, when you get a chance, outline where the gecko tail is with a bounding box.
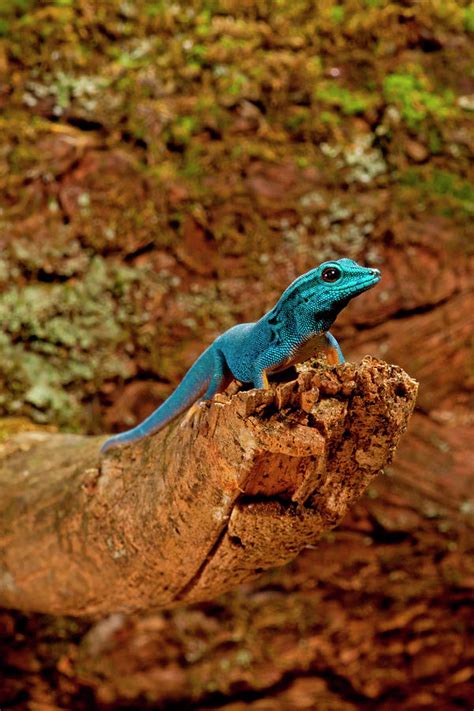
[101,346,215,453]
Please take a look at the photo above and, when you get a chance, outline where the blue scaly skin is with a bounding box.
[101,259,381,453]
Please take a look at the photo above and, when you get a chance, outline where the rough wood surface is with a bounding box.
[0,357,416,617]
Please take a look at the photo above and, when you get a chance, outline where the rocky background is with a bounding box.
[0,1,473,708]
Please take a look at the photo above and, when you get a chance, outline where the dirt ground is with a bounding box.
[0,1,473,708]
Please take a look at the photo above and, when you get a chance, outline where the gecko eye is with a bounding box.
[321,266,341,283]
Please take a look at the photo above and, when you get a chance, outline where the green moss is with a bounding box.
[285,109,309,131]
[315,83,376,116]
[382,71,456,128]
[167,115,200,146]
[463,7,474,32]
[429,170,474,203]
[427,128,442,154]
[320,110,340,125]
[400,168,474,217]
[0,0,34,16]
[330,6,345,24]
[0,257,164,428]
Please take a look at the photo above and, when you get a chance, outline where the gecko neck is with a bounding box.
[265,296,349,340]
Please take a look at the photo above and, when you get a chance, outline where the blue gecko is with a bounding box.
[101,259,381,452]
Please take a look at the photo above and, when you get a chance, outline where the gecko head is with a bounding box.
[318,258,381,298]
[273,258,381,330]
[302,258,381,315]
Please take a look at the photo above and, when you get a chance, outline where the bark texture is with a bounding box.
[0,357,416,617]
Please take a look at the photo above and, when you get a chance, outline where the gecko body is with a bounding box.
[101,258,381,452]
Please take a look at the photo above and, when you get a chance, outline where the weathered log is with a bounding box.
[0,357,417,617]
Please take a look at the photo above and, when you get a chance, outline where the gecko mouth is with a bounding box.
[359,274,381,289]
[336,273,381,299]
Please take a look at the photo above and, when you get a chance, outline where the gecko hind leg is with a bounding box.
[181,349,231,429]
[203,349,231,399]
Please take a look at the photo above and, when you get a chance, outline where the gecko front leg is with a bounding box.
[252,344,294,389]
[251,331,344,390]
[323,331,345,365]
[253,369,270,389]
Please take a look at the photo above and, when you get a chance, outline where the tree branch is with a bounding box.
[0,357,417,617]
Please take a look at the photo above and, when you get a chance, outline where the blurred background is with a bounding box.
[0,1,472,709]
